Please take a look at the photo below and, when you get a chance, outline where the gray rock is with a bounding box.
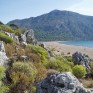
[72,52,90,73]
[20,42,27,48]
[0,41,8,66]
[39,43,45,48]
[25,29,37,44]
[4,32,19,43]
[19,34,26,43]
[36,72,93,93]
[20,56,28,62]
[0,41,5,52]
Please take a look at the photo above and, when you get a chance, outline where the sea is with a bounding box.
[58,41,93,48]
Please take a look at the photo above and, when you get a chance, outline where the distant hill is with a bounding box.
[7,10,93,41]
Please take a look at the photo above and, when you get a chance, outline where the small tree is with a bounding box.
[72,65,86,78]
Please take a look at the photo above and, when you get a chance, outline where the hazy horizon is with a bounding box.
[1,0,93,23]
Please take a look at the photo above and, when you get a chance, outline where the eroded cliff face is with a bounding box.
[0,41,8,66]
[36,72,93,93]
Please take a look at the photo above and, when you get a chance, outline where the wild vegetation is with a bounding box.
[0,32,14,43]
[0,23,93,93]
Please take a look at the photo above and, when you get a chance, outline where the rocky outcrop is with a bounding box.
[4,32,19,43]
[0,41,8,66]
[19,34,26,43]
[36,72,93,93]
[25,29,37,45]
[72,52,91,73]
[4,29,37,45]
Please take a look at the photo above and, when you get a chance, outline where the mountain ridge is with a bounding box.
[7,10,93,41]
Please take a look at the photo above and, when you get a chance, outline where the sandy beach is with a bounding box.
[43,41,93,59]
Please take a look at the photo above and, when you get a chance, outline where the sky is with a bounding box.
[0,0,93,23]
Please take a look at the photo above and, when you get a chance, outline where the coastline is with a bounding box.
[43,41,93,59]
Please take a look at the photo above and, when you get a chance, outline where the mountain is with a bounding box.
[7,10,93,41]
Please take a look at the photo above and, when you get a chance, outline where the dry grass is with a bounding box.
[46,69,59,77]
[80,79,93,88]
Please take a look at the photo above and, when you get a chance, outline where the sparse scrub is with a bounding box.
[26,45,48,63]
[46,60,72,72]
[81,79,93,88]
[0,32,14,43]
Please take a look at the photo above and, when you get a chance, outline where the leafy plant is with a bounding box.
[72,65,86,78]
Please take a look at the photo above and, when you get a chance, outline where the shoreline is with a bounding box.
[43,41,93,59]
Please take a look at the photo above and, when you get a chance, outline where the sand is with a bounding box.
[43,41,93,59]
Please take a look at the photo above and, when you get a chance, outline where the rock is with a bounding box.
[0,41,5,52]
[20,56,28,62]
[0,41,8,66]
[39,43,45,48]
[20,42,27,48]
[25,29,37,44]
[72,52,91,73]
[19,34,26,43]
[47,50,54,58]
[4,32,19,43]
[36,72,93,93]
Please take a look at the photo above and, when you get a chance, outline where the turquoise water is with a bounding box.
[58,41,93,48]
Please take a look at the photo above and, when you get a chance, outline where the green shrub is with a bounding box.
[72,65,86,78]
[65,56,72,62]
[34,63,46,82]
[0,24,20,35]
[11,62,37,84]
[0,66,9,93]
[9,62,37,93]
[26,45,48,63]
[32,86,37,93]
[0,66,5,80]
[0,32,14,43]
[46,60,72,72]
[90,61,93,75]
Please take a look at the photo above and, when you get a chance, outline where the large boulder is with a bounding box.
[36,72,93,93]
[25,29,37,45]
[19,34,26,43]
[0,41,8,66]
[72,52,91,73]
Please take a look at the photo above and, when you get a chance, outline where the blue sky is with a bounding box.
[0,0,93,23]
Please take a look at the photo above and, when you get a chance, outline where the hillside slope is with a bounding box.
[7,10,93,41]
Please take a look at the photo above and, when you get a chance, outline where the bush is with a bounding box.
[0,24,20,35]
[9,62,37,93]
[90,61,93,75]
[0,32,14,43]
[26,45,48,63]
[65,56,72,62]
[46,60,72,72]
[34,63,46,82]
[5,43,25,58]
[0,66,5,80]
[0,66,9,93]
[72,65,86,78]
[11,62,37,84]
